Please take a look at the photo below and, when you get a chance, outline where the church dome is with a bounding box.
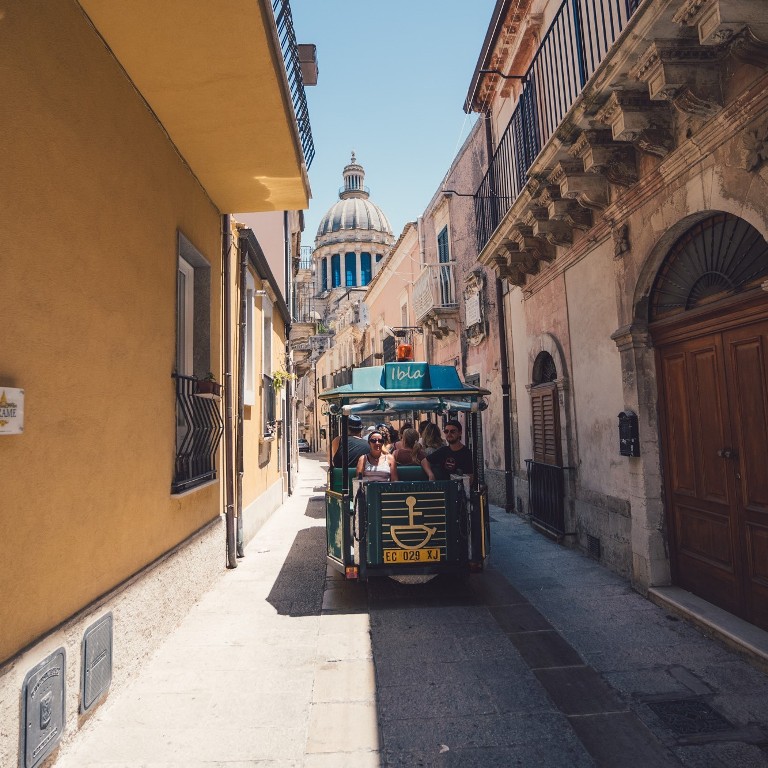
[316,153,392,240]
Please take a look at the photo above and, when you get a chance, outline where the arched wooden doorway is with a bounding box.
[650,213,768,630]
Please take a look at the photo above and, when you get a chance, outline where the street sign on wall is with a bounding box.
[0,388,24,434]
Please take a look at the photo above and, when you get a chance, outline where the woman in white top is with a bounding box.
[356,431,398,483]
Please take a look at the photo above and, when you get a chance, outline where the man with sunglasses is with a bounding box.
[427,420,474,483]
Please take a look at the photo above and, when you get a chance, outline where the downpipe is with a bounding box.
[236,228,247,558]
[222,214,238,567]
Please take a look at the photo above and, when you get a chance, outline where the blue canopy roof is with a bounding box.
[319,362,489,402]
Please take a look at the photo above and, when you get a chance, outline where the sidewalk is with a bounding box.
[55,456,378,768]
[53,455,768,767]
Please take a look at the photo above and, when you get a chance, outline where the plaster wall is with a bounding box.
[1,1,223,663]
[565,240,631,573]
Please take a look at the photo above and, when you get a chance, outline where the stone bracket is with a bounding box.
[595,91,674,157]
[570,129,638,187]
[629,41,722,117]
[549,160,609,210]
[673,0,768,47]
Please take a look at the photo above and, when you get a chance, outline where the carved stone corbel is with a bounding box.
[523,206,573,246]
[569,129,638,187]
[740,118,768,172]
[548,160,609,211]
[536,184,594,230]
[673,0,768,47]
[611,222,630,259]
[629,41,722,118]
[490,253,527,287]
[595,91,674,157]
[508,225,556,262]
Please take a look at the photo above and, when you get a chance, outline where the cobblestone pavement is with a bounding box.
[54,455,768,767]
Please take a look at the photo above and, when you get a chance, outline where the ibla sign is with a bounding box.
[384,363,430,390]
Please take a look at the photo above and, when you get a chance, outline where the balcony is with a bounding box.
[272,0,315,169]
[474,0,638,254]
[413,262,458,338]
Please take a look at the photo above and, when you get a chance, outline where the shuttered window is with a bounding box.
[531,384,561,466]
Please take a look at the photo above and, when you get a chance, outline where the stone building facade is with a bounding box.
[467,0,768,631]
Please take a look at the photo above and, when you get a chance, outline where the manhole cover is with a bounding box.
[647,699,733,736]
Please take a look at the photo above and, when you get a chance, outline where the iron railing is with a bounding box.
[271,0,315,169]
[172,374,224,493]
[263,374,276,435]
[475,0,638,251]
[359,355,376,368]
[293,279,316,324]
[333,368,353,387]
[525,459,566,535]
[298,245,313,271]
[413,262,458,322]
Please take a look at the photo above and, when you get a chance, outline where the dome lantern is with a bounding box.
[340,150,369,200]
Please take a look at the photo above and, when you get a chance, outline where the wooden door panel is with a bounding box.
[689,344,731,504]
[675,503,734,568]
[659,334,741,614]
[724,320,768,631]
[726,331,768,513]
[660,353,695,495]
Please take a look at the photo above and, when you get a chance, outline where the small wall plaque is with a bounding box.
[21,648,66,768]
[81,613,113,712]
[0,387,24,434]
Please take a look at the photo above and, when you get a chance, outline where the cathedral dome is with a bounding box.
[315,153,392,240]
[317,197,392,238]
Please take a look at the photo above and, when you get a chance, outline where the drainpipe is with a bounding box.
[236,230,247,558]
[484,110,515,513]
[285,337,293,496]
[222,214,237,567]
[284,211,294,497]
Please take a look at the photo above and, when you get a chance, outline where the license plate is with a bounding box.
[383,548,441,564]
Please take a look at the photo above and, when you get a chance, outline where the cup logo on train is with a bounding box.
[389,496,437,550]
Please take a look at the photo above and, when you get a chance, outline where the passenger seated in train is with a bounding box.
[391,428,435,481]
[356,430,398,483]
[428,420,474,484]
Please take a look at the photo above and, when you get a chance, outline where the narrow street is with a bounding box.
[55,455,768,768]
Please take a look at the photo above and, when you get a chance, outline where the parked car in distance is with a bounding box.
[297,438,311,453]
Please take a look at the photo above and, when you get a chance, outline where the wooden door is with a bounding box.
[658,317,768,630]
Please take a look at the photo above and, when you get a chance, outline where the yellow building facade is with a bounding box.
[0,1,311,763]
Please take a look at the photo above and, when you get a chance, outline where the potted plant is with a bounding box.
[271,369,296,392]
[195,372,221,396]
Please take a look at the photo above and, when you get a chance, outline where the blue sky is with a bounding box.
[291,0,497,247]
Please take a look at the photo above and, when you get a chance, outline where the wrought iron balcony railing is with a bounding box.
[271,0,315,169]
[172,374,224,494]
[298,245,313,271]
[413,262,458,323]
[474,0,639,252]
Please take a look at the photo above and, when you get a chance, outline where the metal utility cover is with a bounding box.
[81,613,113,712]
[647,699,733,735]
[21,647,66,768]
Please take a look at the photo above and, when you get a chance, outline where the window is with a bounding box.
[530,353,560,466]
[360,252,372,285]
[345,252,357,286]
[176,258,194,376]
[437,226,454,305]
[376,254,384,263]
[244,272,255,405]
[173,233,221,493]
[321,257,328,292]
[262,293,275,436]
[331,254,341,287]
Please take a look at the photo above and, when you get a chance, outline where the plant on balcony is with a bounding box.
[271,369,296,392]
[195,372,221,396]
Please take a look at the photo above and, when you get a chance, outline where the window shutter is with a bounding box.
[531,384,561,465]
